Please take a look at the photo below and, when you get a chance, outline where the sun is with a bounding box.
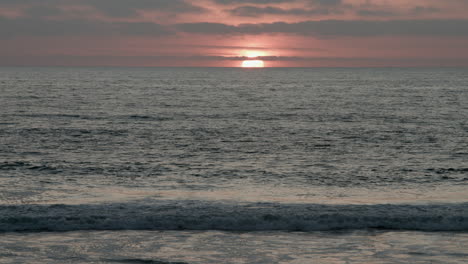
[241,60,265,68]
[239,49,267,67]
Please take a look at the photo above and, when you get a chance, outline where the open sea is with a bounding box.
[1,67,468,263]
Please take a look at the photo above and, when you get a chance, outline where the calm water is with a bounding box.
[1,67,468,263]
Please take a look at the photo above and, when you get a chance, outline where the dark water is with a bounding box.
[1,67,468,263]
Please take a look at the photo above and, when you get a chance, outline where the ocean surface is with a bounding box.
[1,67,467,263]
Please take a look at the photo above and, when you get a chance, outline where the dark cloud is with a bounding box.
[23,5,62,18]
[356,5,441,17]
[0,0,207,17]
[226,0,347,17]
[307,0,343,6]
[0,16,171,38]
[356,9,400,17]
[3,15,468,39]
[410,6,441,15]
[176,19,468,37]
[0,0,54,5]
[83,0,207,17]
[2,1,468,40]
[223,0,351,17]
[176,22,237,34]
[215,0,343,6]
[228,6,336,17]
[214,0,289,4]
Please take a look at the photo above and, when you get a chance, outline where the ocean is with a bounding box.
[0,67,467,263]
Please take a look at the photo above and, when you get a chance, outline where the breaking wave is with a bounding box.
[1,201,467,232]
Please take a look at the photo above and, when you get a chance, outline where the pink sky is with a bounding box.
[1,0,468,67]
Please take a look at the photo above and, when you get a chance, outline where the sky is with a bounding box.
[1,0,468,67]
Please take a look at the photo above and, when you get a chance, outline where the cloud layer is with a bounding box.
[176,20,468,37]
[1,0,468,66]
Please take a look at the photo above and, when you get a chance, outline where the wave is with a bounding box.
[0,161,60,172]
[1,201,467,232]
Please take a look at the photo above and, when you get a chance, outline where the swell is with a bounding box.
[1,201,468,232]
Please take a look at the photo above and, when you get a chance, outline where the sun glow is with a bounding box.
[241,60,265,68]
[239,49,267,67]
[245,51,265,58]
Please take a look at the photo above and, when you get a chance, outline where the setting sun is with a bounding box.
[241,60,265,68]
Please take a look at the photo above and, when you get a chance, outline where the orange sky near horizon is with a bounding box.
[1,0,468,67]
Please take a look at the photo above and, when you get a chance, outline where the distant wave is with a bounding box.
[1,201,467,232]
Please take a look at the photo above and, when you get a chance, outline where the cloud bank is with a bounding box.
[1,0,467,66]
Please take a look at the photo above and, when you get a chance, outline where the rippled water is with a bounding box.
[1,67,468,263]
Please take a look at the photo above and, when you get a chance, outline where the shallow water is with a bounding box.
[2,230,468,264]
[1,67,468,262]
